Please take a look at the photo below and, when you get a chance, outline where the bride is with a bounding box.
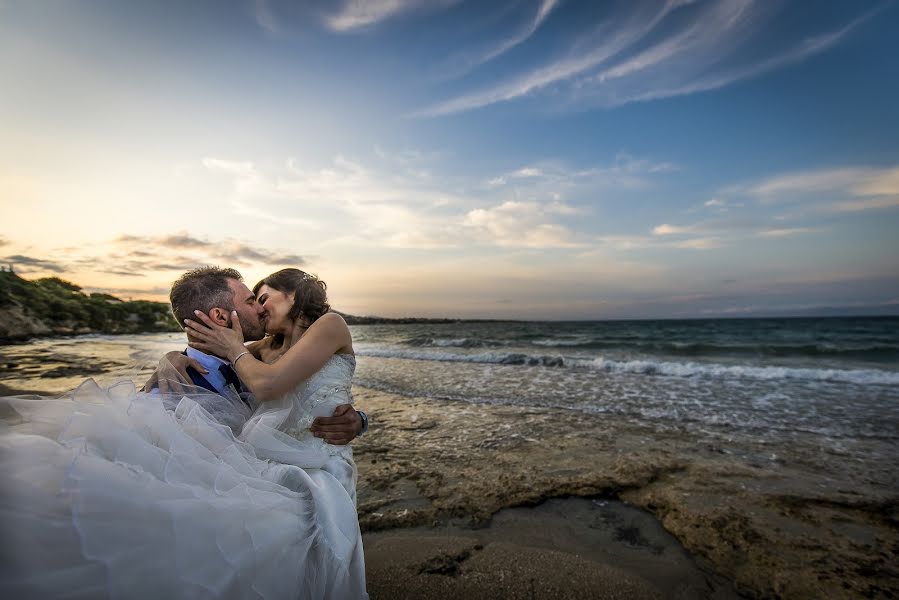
[0,268,368,599]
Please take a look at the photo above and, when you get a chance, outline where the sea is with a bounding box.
[2,316,897,463]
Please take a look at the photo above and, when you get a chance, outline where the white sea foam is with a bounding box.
[532,338,592,347]
[433,338,472,347]
[581,357,899,385]
[354,347,899,385]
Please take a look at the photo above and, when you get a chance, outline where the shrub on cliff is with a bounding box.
[0,271,179,339]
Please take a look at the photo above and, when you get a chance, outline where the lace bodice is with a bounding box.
[235,352,358,504]
[273,353,356,455]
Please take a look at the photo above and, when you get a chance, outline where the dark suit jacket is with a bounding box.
[186,366,218,394]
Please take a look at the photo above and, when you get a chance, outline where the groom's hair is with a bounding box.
[169,266,243,329]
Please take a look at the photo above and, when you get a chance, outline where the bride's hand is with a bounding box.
[184,310,246,361]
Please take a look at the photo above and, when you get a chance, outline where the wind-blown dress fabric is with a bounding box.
[0,354,366,599]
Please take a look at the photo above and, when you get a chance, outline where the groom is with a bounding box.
[148,266,367,445]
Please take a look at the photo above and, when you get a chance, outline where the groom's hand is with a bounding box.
[310,404,362,445]
[141,352,207,394]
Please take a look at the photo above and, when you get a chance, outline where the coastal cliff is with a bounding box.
[0,271,179,342]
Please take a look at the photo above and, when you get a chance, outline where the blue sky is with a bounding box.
[1,0,897,318]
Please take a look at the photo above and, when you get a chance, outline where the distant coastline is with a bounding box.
[0,271,516,344]
[336,313,517,326]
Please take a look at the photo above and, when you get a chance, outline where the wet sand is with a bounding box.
[363,497,738,599]
[350,386,898,599]
[3,381,896,598]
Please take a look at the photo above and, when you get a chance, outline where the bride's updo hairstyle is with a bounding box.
[254,268,330,348]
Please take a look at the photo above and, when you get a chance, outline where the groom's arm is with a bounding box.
[141,350,207,393]
[310,405,368,445]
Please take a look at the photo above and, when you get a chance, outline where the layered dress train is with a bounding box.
[0,354,367,599]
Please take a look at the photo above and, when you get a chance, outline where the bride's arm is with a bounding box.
[244,337,268,359]
[185,311,351,402]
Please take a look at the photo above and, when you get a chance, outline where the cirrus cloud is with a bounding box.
[417,1,878,117]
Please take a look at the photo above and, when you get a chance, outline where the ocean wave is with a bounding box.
[403,336,491,348]
[529,339,899,360]
[401,334,899,360]
[354,348,899,385]
[581,357,899,385]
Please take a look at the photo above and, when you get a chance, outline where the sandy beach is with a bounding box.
[350,385,897,599]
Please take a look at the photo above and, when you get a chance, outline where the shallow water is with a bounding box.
[351,318,899,474]
[0,332,185,394]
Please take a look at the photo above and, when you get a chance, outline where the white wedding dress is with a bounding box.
[0,353,367,599]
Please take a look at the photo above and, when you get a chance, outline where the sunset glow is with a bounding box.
[1,0,897,318]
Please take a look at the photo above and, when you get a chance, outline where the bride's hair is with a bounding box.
[254,269,330,347]
[170,266,243,328]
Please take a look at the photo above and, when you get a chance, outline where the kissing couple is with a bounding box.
[1,266,369,599]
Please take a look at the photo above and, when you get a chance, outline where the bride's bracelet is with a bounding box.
[231,350,251,367]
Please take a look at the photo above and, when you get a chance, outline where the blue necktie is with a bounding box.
[219,364,244,393]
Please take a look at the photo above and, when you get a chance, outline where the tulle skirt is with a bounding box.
[0,379,367,599]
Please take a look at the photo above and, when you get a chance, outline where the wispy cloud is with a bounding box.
[0,232,309,289]
[417,0,677,116]
[1,254,67,273]
[703,198,729,212]
[159,234,212,249]
[465,200,586,248]
[651,223,724,250]
[254,0,277,33]
[205,154,476,248]
[736,164,899,213]
[417,1,875,116]
[232,199,320,228]
[756,227,823,238]
[478,0,559,64]
[672,237,722,250]
[113,233,307,269]
[650,217,823,245]
[116,233,210,250]
[202,152,648,249]
[440,0,560,79]
[594,231,724,252]
[85,285,172,300]
[642,162,898,257]
[585,4,875,108]
[325,0,457,32]
[747,167,876,199]
[854,166,899,196]
[652,223,697,236]
[829,196,899,213]
[485,154,675,192]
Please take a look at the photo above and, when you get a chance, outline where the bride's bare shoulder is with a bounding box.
[308,313,353,354]
[312,312,348,330]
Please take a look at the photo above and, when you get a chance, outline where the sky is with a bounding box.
[1,0,898,319]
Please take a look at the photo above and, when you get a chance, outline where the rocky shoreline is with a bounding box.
[349,386,898,599]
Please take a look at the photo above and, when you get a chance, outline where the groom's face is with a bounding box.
[226,278,267,341]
